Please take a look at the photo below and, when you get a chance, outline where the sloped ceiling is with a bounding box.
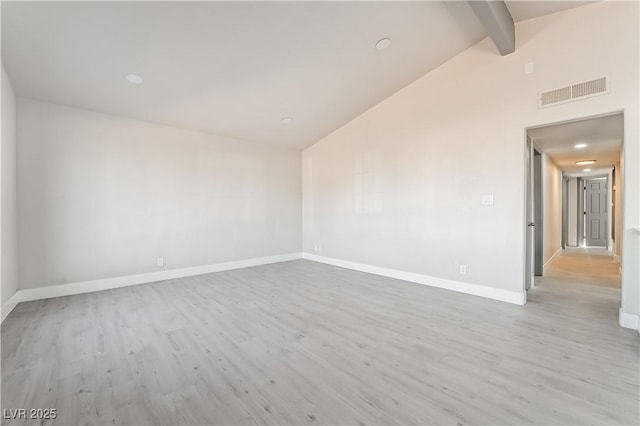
[2,1,595,149]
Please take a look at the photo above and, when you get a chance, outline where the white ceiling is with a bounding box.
[505,0,598,22]
[528,113,623,176]
[2,1,595,149]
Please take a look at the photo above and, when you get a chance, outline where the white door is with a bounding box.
[585,177,608,247]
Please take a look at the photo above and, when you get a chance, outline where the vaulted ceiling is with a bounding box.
[1,1,595,149]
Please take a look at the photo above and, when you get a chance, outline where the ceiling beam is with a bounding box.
[468,1,515,56]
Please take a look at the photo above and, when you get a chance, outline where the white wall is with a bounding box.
[17,99,301,289]
[302,1,639,317]
[542,153,562,266]
[1,65,18,306]
[607,168,614,250]
[567,177,578,247]
[614,160,622,257]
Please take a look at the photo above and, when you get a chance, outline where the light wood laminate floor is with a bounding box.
[541,247,620,288]
[2,257,638,425]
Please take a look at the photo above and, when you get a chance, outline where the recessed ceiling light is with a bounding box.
[583,168,591,172]
[574,143,587,148]
[125,73,144,85]
[576,160,596,165]
[281,117,293,125]
[375,38,392,50]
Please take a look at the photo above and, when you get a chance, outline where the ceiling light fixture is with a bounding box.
[576,160,596,165]
[583,168,592,172]
[125,73,144,85]
[281,117,293,125]
[574,143,587,148]
[375,38,392,50]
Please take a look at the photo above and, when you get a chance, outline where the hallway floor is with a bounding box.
[539,247,620,288]
[529,246,625,337]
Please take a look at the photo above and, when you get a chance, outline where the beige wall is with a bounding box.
[567,177,578,247]
[17,99,302,289]
[1,65,18,306]
[542,153,562,267]
[303,1,639,318]
[614,160,622,257]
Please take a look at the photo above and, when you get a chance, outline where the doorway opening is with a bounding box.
[524,112,624,314]
[580,175,609,248]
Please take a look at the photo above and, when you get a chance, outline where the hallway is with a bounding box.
[542,247,620,288]
[529,247,623,328]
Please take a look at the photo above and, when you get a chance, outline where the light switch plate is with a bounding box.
[482,194,494,205]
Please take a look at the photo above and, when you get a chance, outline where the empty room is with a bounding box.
[1,1,639,425]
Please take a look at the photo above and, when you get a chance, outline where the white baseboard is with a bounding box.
[302,253,526,305]
[543,247,562,272]
[1,292,22,323]
[619,308,639,331]
[1,252,302,323]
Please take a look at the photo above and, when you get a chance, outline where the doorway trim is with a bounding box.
[522,110,625,309]
[524,138,544,292]
[533,147,544,276]
[562,172,568,249]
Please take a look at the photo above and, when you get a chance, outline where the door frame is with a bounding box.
[525,136,534,290]
[533,148,544,276]
[577,176,585,246]
[523,110,624,297]
[562,172,568,249]
[525,137,544,290]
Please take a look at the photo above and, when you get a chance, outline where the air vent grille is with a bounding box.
[539,77,608,108]
[540,87,571,106]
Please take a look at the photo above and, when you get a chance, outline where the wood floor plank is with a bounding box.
[2,253,638,425]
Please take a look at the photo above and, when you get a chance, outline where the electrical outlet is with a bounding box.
[157,257,164,267]
[459,264,467,275]
[314,244,322,253]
